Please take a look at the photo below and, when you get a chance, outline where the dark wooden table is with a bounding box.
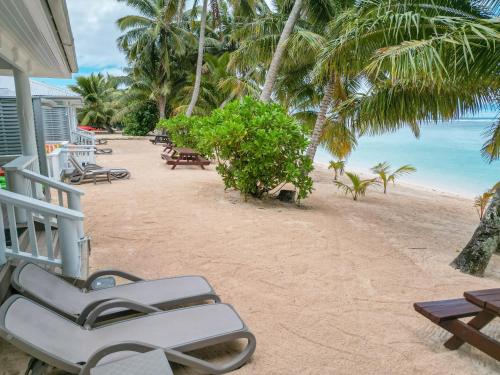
[164,147,210,169]
[447,288,500,360]
[150,135,171,145]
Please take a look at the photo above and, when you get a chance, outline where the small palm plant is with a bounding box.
[371,162,417,194]
[474,191,494,220]
[333,172,379,201]
[328,160,346,181]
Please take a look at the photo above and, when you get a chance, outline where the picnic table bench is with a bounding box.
[162,147,210,169]
[414,288,500,361]
[149,135,171,145]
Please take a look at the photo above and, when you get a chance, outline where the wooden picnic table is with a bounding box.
[150,135,171,145]
[163,147,210,169]
[444,288,500,361]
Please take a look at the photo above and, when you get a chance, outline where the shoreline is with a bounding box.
[313,161,476,200]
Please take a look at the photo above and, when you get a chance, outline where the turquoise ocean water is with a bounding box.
[315,120,500,197]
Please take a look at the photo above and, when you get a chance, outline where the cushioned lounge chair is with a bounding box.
[0,295,256,375]
[11,262,220,323]
[95,148,113,155]
[68,155,130,184]
[67,157,111,185]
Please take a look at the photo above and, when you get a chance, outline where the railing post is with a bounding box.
[57,216,81,278]
[68,192,84,239]
[4,169,27,223]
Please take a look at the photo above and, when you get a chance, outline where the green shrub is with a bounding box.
[196,97,313,201]
[156,114,202,149]
[123,101,159,136]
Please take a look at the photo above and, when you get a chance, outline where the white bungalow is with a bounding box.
[0,0,89,288]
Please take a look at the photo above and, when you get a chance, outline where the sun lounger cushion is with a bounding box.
[12,263,218,320]
[90,349,173,375]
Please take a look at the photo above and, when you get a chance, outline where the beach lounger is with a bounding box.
[95,148,113,155]
[11,262,220,323]
[68,158,111,185]
[0,295,256,374]
[68,155,130,184]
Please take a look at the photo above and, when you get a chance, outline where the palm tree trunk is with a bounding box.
[259,0,303,103]
[158,95,167,135]
[305,75,335,159]
[186,0,209,117]
[451,189,500,275]
[220,93,236,108]
[177,0,186,23]
[158,96,166,120]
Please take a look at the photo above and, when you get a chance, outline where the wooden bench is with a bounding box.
[414,298,482,324]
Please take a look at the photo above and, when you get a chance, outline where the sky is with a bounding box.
[35,0,133,87]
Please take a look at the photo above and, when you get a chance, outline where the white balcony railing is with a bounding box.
[71,129,95,146]
[0,188,85,278]
[1,155,88,278]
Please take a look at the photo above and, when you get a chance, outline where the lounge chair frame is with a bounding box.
[67,155,130,184]
[11,262,221,323]
[0,295,256,375]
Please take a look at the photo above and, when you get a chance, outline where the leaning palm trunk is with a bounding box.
[259,0,303,102]
[186,0,209,117]
[451,189,500,276]
[306,76,335,159]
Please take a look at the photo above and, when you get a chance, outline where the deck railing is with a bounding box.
[1,155,88,278]
[71,129,95,146]
[3,155,85,236]
[0,188,85,278]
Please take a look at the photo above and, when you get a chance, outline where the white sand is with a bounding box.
[1,138,499,374]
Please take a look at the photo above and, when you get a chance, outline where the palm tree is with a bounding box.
[259,0,304,102]
[482,119,500,161]
[328,160,345,180]
[304,0,499,162]
[69,73,118,131]
[186,0,210,116]
[333,172,378,201]
[474,191,495,220]
[371,162,416,194]
[116,0,195,119]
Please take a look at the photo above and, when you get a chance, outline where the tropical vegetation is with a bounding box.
[474,190,495,220]
[69,73,118,131]
[73,0,499,163]
[333,172,379,201]
[160,97,314,200]
[371,162,417,194]
[328,160,345,181]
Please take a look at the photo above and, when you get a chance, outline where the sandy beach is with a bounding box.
[1,138,499,374]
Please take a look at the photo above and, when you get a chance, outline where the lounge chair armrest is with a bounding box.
[84,269,144,290]
[80,342,159,375]
[81,332,256,375]
[79,298,161,328]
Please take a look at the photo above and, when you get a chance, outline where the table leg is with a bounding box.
[440,317,500,361]
[444,310,496,350]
